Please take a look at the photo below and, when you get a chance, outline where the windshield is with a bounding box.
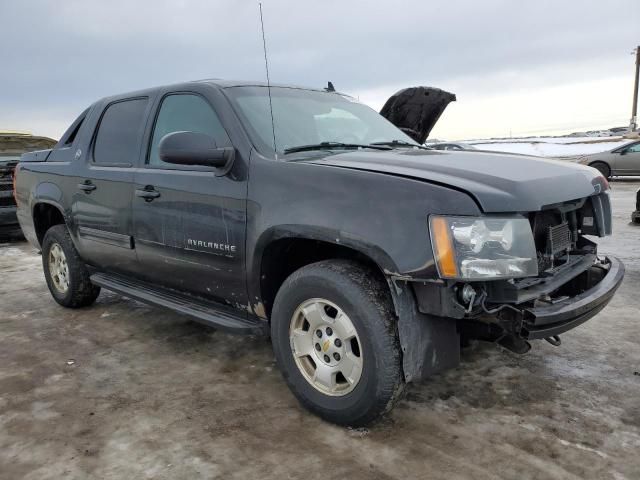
[225,86,418,156]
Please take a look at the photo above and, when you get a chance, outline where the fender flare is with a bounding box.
[251,224,400,282]
[30,182,70,248]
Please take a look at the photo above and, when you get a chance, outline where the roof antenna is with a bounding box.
[259,3,277,159]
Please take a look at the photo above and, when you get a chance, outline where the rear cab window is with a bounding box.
[44,108,91,163]
[59,108,89,147]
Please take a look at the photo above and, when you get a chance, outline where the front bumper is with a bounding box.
[519,256,624,339]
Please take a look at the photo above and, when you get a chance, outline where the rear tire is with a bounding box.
[42,225,100,308]
[271,260,404,426]
[589,161,611,179]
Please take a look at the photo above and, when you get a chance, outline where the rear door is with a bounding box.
[71,97,151,273]
[132,88,248,307]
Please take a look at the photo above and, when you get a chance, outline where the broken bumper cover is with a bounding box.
[519,256,624,340]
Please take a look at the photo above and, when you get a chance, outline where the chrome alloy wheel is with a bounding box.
[48,243,70,294]
[289,298,363,396]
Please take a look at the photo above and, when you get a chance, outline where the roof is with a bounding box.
[195,79,327,91]
[96,79,336,105]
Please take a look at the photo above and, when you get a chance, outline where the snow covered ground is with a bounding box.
[459,136,630,158]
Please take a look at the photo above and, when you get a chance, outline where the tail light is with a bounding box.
[12,164,19,203]
[598,175,609,191]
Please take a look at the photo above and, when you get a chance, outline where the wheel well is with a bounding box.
[259,238,388,319]
[33,203,65,245]
[588,160,610,170]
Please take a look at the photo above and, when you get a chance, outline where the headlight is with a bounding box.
[429,215,538,280]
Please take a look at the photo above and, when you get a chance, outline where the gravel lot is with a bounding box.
[1,180,639,480]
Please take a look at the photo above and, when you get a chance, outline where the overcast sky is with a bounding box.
[1,0,638,140]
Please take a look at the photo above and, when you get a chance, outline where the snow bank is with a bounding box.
[464,136,629,158]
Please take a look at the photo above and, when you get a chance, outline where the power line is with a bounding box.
[631,45,639,131]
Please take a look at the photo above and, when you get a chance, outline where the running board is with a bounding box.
[90,272,267,335]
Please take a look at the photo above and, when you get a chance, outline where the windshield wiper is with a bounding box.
[283,142,392,154]
[370,140,429,150]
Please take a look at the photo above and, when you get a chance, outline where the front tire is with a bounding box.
[589,161,611,179]
[42,225,100,308]
[271,260,403,426]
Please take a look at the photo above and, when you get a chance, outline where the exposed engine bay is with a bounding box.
[413,192,623,353]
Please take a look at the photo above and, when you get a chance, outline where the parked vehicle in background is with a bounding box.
[585,130,616,138]
[609,126,631,136]
[0,158,18,231]
[578,140,640,178]
[14,80,624,426]
[1,132,57,237]
[632,189,640,224]
[428,142,477,151]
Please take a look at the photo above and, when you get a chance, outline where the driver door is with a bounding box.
[132,89,248,307]
[615,142,640,175]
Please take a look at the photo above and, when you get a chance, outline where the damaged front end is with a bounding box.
[451,255,624,353]
[414,192,625,355]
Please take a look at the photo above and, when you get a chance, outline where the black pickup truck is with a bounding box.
[15,80,624,425]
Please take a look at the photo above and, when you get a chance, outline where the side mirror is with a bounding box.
[159,131,233,168]
[619,149,627,155]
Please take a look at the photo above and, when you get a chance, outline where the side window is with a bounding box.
[93,98,148,165]
[626,143,640,153]
[148,94,230,166]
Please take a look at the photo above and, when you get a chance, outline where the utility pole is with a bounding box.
[631,46,640,131]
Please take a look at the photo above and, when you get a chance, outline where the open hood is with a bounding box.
[379,86,456,144]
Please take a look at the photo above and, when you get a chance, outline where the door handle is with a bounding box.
[135,187,161,202]
[78,181,96,193]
